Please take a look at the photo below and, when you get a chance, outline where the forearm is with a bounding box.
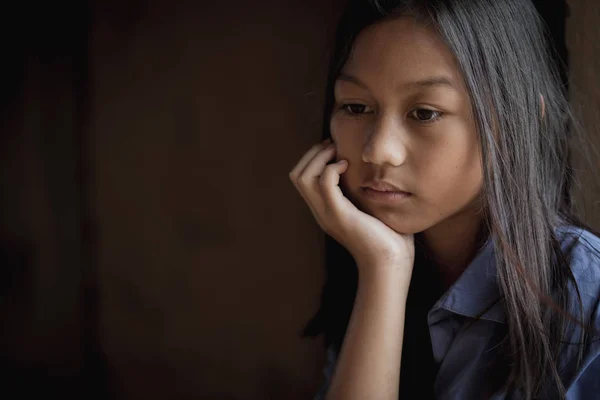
[325,269,409,400]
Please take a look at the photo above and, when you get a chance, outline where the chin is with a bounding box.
[369,210,426,235]
[345,186,431,234]
[388,221,423,235]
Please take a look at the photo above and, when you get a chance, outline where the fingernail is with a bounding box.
[324,138,332,144]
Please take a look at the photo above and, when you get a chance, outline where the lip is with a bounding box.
[362,187,412,205]
[362,180,409,192]
[361,180,412,205]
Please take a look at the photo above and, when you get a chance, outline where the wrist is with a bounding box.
[357,262,413,298]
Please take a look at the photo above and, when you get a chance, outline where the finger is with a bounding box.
[320,160,355,215]
[292,144,337,229]
[289,141,330,202]
[297,143,337,185]
[291,143,336,208]
[289,139,331,182]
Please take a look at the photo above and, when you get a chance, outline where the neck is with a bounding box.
[420,209,486,290]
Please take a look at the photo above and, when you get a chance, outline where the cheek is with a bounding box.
[419,134,482,199]
[329,116,345,143]
[330,118,365,161]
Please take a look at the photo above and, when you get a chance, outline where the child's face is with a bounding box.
[331,16,483,235]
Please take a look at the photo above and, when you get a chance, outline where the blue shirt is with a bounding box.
[314,226,600,399]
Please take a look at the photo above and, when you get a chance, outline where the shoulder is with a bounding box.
[556,224,600,256]
[556,225,600,326]
[556,225,600,302]
[554,226,600,394]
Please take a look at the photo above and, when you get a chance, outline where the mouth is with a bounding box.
[362,187,410,194]
[361,179,410,193]
[361,187,412,205]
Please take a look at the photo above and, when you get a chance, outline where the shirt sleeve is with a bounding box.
[313,346,338,400]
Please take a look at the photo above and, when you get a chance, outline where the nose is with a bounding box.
[361,116,407,167]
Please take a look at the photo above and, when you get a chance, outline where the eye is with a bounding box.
[409,108,443,123]
[339,103,374,116]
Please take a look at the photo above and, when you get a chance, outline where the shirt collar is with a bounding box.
[430,225,594,325]
[434,236,506,324]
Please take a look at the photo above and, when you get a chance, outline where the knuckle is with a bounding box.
[308,144,320,153]
[324,163,337,175]
[318,173,325,184]
[298,175,311,186]
[319,177,329,189]
[319,169,330,184]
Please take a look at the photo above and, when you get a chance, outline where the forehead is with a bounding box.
[343,16,463,89]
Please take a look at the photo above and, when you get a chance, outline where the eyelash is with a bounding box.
[338,103,444,124]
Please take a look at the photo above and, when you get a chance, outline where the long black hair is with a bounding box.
[302,0,599,398]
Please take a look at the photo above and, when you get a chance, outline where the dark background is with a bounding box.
[2,1,595,399]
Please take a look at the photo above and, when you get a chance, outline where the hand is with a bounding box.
[289,139,415,281]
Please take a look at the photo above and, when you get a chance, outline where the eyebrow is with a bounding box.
[336,72,457,91]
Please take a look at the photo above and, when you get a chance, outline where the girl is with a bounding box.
[289,0,600,399]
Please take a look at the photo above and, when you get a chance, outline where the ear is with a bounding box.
[540,94,545,120]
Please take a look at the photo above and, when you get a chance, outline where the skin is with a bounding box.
[290,16,485,399]
[332,16,485,281]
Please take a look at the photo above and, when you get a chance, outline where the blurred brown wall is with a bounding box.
[567,0,600,230]
[89,1,342,398]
